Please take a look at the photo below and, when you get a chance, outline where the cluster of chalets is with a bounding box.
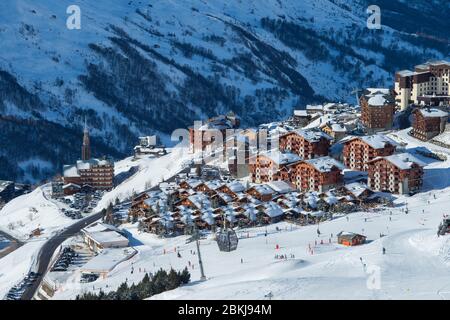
[129,178,391,237]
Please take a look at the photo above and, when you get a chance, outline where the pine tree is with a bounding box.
[179,267,191,284]
[167,268,181,290]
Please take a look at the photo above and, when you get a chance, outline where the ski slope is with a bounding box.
[52,188,450,300]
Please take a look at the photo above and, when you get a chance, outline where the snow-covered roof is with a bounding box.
[83,222,123,235]
[188,193,211,209]
[251,184,274,195]
[63,158,113,177]
[261,202,284,218]
[345,134,398,149]
[366,88,390,95]
[266,181,295,194]
[86,231,129,245]
[259,150,301,165]
[373,153,426,170]
[293,110,308,117]
[292,129,332,142]
[418,108,448,118]
[227,181,246,193]
[330,123,347,132]
[217,192,234,203]
[397,70,416,77]
[306,104,323,111]
[337,231,365,238]
[305,156,345,172]
[368,95,388,106]
[364,88,393,107]
[63,164,80,177]
[345,182,370,198]
[185,179,202,188]
[77,159,112,168]
[63,183,80,189]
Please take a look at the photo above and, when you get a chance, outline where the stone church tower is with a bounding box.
[81,118,91,161]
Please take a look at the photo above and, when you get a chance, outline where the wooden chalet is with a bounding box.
[337,231,367,246]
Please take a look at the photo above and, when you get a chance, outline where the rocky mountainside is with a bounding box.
[0,0,448,183]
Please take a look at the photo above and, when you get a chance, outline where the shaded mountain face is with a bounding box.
[0,0,448,183]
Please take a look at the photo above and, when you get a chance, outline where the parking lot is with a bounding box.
[50,247,93,272]
[5,272,40,300]
[58,190,104,219]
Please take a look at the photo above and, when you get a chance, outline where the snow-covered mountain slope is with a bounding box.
[0,0,449,182]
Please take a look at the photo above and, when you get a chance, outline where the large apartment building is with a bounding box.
[412,107,448,141]
[395,60,450,110]
[360,88,395,132]
[63,124,114,194]
[367,153,424,195]
[288,156,345,192]
[342,134,397,171]
[189,112,240,153]
[279,129,331,159]
[249,151,301,184]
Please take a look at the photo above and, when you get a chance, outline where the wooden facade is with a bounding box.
[342,137,396,171]
[279,131,330,159]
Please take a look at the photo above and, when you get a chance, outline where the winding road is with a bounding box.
[20,159,195,300]
[20,211,104,300]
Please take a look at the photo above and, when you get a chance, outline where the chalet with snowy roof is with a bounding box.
[291,109,312,127]
[289,156,345,192]
[249,151,301,184]
[342,134,397,171]
[337,231,366,246]
[215,181,245,199]
[279,129,331,159]
[320,122,348,141]
[412,107,448,141]
[360,88,395,132]
[367,153,425,195]
[293,210,321,225]
[246,185,274,202]
[341,182,374,204]
[179,179,203,190]
[255,202,285,224]
[266,180,295,194]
